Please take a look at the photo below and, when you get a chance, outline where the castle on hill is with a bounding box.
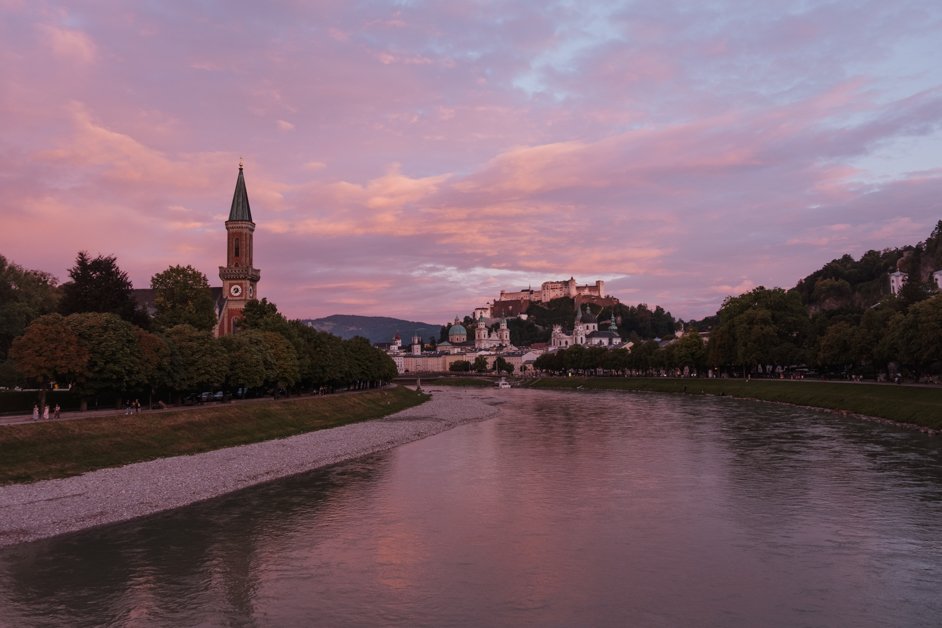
[497,277,605,304]
[474,277,616,319]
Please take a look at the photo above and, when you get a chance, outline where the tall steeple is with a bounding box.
[228,160,253,222]
[217,161,261,337]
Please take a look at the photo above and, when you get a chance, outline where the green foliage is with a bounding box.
[59,252,147,326]
[493,356,514,374]
[66,312,146,400]
[10,313,88,387]
[241,298,290,334]
[520,298,675,342]
[815,321,857,371]
[671,331,707,370]
[163,324,228,392]
[10,313,89,411]
[0,255,60,360]
[150,265,217,331]
[220,331,267,389]
[449,360,471,372]
[134,328,172,394]
[473,355,489,373]
[707,287,809,371]
[507,317,549,345]
[889,294,942,376]
[525,297,576,330]
[612,303,676,339]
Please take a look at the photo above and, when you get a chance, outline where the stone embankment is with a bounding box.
[0,388,500,548]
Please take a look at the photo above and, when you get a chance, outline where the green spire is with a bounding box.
[228,161,253,222]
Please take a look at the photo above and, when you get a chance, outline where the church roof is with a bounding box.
[579,306,597,324]
[448,323,467,335]
[228,164,253,222]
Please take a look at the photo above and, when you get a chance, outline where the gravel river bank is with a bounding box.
[0,388,500,548]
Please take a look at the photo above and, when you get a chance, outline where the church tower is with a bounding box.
[217,161,261,337]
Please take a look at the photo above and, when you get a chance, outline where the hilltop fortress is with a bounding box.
[498,278,605,304]
[476,277,616,319]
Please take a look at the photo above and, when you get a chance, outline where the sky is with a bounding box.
[2,0,941,325]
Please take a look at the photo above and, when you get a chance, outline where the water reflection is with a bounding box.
[1,389,941,627]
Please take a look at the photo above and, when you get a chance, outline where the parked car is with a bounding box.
[182,393,202,406]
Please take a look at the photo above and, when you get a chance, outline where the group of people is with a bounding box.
[125,399,143,415]
[31,403,60,421]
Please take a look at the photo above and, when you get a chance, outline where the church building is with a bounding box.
[216,162,261,337]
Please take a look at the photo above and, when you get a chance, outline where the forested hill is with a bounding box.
[301,315,440,344]
[794,220,942,312]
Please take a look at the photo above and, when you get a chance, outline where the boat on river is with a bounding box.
[496,378,511,389]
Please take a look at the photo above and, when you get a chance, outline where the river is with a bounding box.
[1,389,940,626]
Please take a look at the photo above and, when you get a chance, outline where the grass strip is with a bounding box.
[0,386,428,485]
[523,377,942,430]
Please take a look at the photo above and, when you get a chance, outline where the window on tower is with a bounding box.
[234,237,240,257]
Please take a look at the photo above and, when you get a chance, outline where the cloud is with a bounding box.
[1,0,941,325]
[37,24,97,64]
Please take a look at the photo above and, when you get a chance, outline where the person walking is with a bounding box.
[54,404,61,420]
[32,404,39,421]
[42,404,49,421]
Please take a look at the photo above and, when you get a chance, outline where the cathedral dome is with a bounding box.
[448,323,466,336]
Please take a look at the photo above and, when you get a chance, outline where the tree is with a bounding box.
[493,356,514,374]
[816,321,858,373]
[66,312,146,410]
[0,255,60,360]
[708,287,809,374]
[891,294,942,378]
[59,252,146,326]
[449,360,472,372]
[10,314,89,412]
[150,265,216,331]
[163,324,228,395]
[220,331,267,391]
[134,328,172,407]
[473,355,489,373]
[258,330,301,392]
[241,298,290,334]
[672,331,706,373]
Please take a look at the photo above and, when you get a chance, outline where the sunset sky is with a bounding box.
[2,1,941,324]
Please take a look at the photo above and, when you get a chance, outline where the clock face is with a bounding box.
[248,285,254,298]
[230,284,242,297]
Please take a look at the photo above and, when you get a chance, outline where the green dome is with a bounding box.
[449,323,466,336]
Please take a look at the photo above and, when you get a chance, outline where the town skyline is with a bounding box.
[2,1,941,323]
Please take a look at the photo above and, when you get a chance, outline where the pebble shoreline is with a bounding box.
[0,388,501,549]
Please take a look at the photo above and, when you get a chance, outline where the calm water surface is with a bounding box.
[2,389,941,627]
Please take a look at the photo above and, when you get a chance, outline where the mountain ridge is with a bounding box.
[300,314,441,344]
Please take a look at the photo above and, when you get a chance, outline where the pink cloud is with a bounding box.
[37,24,97,64]
[1,0,941,325]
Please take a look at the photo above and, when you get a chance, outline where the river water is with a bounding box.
[1,389,941,627]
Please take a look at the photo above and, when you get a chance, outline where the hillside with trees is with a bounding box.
[795,220,942,313]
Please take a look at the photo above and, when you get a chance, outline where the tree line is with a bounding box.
[533,285,942,380]
[2,252,398,411]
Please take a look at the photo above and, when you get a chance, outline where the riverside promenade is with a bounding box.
[0,387,500,548]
